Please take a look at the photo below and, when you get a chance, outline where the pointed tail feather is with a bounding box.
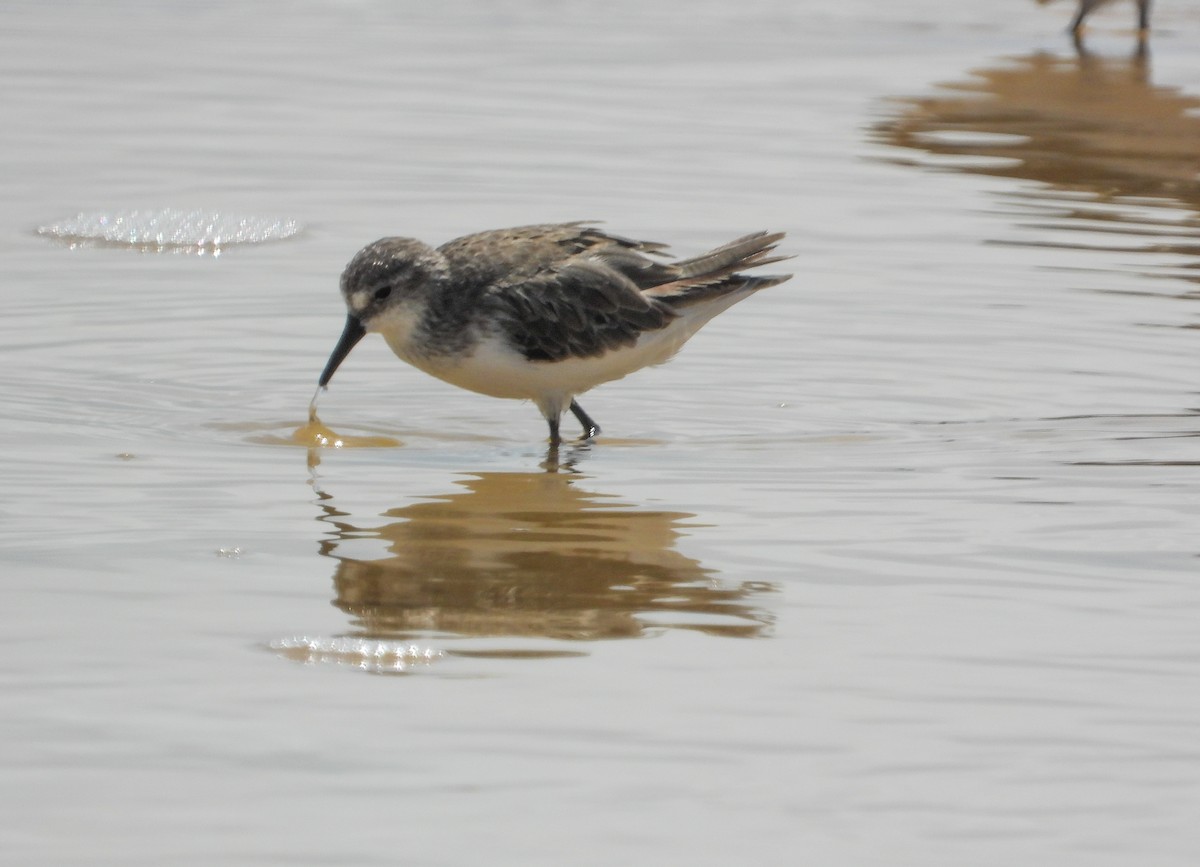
[642,230,792,307]
[673,231,789,280]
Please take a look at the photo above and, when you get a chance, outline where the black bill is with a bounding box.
[318,315,366,387]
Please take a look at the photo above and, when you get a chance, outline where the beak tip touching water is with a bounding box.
[318,315,367,387]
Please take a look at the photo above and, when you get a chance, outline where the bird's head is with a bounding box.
[318,237,445,387]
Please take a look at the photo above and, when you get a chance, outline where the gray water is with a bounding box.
[2,1,1198,865]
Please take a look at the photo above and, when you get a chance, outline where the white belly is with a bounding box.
[375,293,747,418]
[409,326,685,399]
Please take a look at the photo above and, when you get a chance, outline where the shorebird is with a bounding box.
[316,222,790,443]
[1038,0,1152,39]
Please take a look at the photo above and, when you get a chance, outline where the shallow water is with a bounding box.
[2,1,1199,865]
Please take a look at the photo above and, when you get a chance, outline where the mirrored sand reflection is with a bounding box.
[312,471,774,643]
[874,50,1200,299]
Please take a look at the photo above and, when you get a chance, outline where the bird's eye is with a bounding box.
[373,286,392,301]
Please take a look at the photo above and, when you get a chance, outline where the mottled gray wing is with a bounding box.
[438,222,676,292]
[485,257,677,362]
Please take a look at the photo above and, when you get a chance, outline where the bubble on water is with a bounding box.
[37,208,302,252]
[269,636,443,674]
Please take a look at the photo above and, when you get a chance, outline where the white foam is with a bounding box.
[37,208,302,250]
[269,635,442,674]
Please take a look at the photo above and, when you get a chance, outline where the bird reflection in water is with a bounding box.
[310,467,774,644]
[874,49,1200,301]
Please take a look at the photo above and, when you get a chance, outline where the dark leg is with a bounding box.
[569,400,601,440]
[1070,0,1099,35]
[547,414,561,445]
[1137,0,1151,33]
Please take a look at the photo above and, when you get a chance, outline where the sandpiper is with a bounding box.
[317,222,790,443]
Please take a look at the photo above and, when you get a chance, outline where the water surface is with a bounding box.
[2,1,1198,865]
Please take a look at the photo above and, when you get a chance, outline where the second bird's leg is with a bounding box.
[1070,0,1094,34]
[570,400,601,440]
